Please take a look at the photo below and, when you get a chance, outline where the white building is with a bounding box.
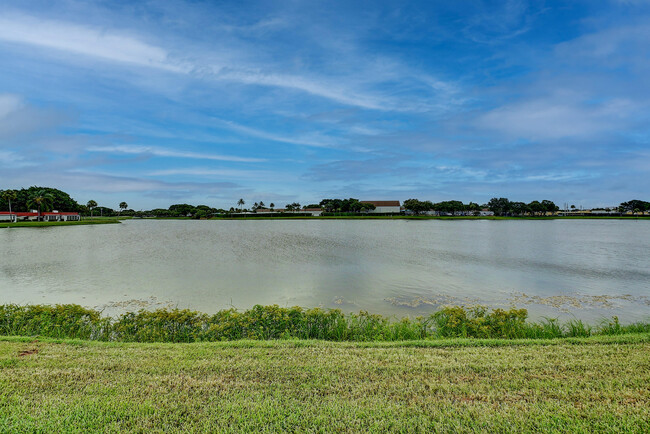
[361,201,401,214]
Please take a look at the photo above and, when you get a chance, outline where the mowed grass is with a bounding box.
[1,335,649,432]
[0,218,119,228]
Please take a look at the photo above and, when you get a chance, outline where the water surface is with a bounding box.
[1,219,648,321]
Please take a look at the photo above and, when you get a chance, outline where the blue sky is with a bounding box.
[1,0,649,210]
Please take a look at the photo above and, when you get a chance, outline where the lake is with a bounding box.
[1,219,649,322]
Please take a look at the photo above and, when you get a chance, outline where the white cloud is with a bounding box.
[0,13,454,112]
[213,118,337,148]
[87,145,265,163]
[0,94,24,118]
[0,14,189,73]
[476,95,637,140]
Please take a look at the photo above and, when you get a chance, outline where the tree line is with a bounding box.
[2,187,648,218]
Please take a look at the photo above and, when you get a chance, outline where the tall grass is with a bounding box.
[0,304,647,343]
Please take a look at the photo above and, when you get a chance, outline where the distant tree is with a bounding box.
[169,204,196,216]
[285,204,294,212]
[488,198,511,216]
[1,190,17,220]
[403,199,429,215]
[619,200,650,213]
[259,201,265,209]
[119,202,128,215]
[269,203,275,211]
[86,200,98,218]
[541,200,559,215]
[237,198,245,212]
[27,190,55,220]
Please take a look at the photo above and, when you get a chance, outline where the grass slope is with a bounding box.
[1,335,648,432]
[0,219,120,228]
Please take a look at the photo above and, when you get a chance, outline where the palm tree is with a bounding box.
[27,190,54,221]
[259,201,265,209]
[237,198,245,212]
[1,190,17,222]
[87,200,98,218]
[269,203,275,211]
[119,202,128,216]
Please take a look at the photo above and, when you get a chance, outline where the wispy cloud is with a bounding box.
[0,13,188,73]
[87,145,265,163]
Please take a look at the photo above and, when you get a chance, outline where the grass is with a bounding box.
[0,218,120,228]
[1,304,648,343]
[0,334,648,431]
[211,215,650,220]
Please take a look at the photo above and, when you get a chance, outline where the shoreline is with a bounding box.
[1,304,648,343]
[0,219,121,228]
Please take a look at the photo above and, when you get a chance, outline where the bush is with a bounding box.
[0,304,647,343]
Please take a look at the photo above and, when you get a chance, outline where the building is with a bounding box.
[0,211,81,222]
[301,208,323,216]
[361,201,401,214]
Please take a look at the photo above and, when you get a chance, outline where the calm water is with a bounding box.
[1,219,649,321]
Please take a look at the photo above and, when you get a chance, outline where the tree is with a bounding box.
[1,190,17,222]
[237,198,245,212]
[488,198,511,216]
[269,203,275,211]
[86,200,98,218]
[119,202,128,215]
[259,201,265,209]
[403,199,430,215]
[27,190,55,221]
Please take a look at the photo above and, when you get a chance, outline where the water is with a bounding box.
[1,219,649,321]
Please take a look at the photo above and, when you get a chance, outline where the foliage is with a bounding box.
[319,198,376,213]
[619,199,650,213]
[0,186,81,213]
[1,304,648,343]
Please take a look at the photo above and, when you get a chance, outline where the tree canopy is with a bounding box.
[0,187,81,212]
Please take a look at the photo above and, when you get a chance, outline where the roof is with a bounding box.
[0,211,79,216]
[302,208,322,211]
[361,200,401,207]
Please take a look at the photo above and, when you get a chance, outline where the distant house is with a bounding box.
[361,201,401,214]
[0,211,81,222]
[301,208,323,216]
[479,209,494,216]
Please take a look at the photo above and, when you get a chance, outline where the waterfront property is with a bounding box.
[361,200,401,214]
[0,211,81,222]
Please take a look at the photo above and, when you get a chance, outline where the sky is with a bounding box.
[1,0,649,210]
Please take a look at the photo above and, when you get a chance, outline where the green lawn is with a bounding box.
[1,334,648,432]
[0,219,120,228]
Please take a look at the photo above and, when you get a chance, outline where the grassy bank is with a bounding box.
[1,334,648,431]
[211,215,650,220]
[0,218,120,228]
[2,304,648,343]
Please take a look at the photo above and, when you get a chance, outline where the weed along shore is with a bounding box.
[1,305,649,431]
[2,304,649,342]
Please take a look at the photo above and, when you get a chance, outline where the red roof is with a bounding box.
[361,201,401,207]
[0,211,79,216]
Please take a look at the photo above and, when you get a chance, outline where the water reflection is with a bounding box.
[0,219,648,322]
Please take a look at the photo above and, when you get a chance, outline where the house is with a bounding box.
[361,201,401,214]
[0,211,81,222]
[301,208,323,216]
[479,208,494,216]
